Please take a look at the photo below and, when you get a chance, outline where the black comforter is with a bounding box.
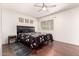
[17,32,53,49]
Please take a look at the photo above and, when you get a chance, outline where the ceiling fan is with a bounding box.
[34,3,56,12]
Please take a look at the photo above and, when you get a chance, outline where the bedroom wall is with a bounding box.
[2,7,38,44]
[0,6,2,55]
[39,7,79,45]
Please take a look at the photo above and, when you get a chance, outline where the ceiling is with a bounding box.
[1,3,79,18]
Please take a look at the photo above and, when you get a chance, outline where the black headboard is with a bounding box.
[17,26,35,34]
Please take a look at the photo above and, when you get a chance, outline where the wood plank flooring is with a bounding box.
[2,41,79,56]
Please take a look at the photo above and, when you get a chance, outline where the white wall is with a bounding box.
[2,8,38,44]
[2,6,79,46]
[0,6,2,55]
[39,7,79,45]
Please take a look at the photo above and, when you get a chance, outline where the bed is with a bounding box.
[17,26,53,49]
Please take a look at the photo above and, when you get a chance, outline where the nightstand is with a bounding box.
[8,35,17,44]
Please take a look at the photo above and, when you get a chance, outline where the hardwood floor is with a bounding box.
[2,44,16,56]
[2,41,79,56]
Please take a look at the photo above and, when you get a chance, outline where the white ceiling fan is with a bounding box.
[34,3,56,12]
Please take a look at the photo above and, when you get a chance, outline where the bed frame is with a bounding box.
[17,26,35,34]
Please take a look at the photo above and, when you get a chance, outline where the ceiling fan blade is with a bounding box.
[38,8,42,12]
[46,5,56,7]
[34,3,56,12]
[34,4,42,7]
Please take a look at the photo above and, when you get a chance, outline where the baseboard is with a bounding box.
[54,40,79,46]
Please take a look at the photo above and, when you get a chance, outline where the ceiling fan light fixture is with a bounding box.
[42,7,47,11]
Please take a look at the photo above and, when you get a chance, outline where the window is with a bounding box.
[41,20,53,30]
[25,19,29,23]
[19,17,33,24]
[30,20,33,24]
[19,17,24,23]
